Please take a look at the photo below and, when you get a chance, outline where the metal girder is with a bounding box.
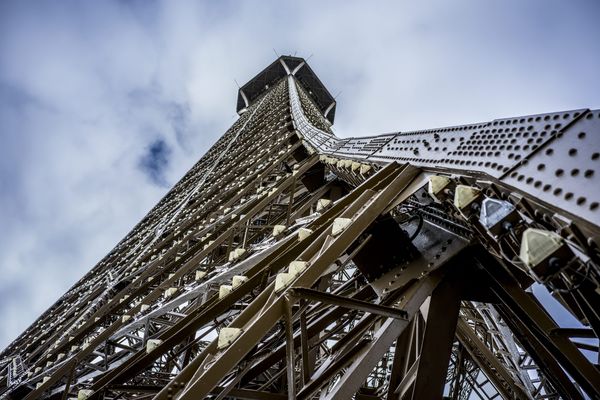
[319,272,443,400]
[2,56,600,400]
[409,271,462,399]
[162,164,420,399]
[456,318,531,400]
[288,287,408,320]
[475,251,600,398]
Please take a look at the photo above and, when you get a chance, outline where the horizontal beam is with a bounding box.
[212,387,287,400]
[549,328,597,339]
[288,287,408,319]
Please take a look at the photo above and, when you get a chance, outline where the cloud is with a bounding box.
[0,0,599,348]
[139,138,172,186]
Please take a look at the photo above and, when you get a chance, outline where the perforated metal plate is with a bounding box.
[290,77,599,229]
[501,109,600,227]
[371,109,587,178]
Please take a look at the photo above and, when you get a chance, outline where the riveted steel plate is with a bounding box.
[502,109,600,227]
[370,109,587,178]
[369,220,468,297]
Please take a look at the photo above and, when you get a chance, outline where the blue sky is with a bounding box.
[1,0,600,348]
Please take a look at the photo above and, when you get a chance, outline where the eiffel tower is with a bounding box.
[1,56,600,400]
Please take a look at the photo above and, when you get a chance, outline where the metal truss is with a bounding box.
[1,57,599,400]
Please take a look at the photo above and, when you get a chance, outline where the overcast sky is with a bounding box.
[1,0,599,349]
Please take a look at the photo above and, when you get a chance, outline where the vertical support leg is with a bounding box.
[60,363,77,400]
[284,296,296,400]
[299,301,311,387]
[410,276,461,400]
[386,318,414,400]
[449,344,465,400]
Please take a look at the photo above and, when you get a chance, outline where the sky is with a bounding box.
[1,0,600,349]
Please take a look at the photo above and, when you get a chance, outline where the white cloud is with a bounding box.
[1,0,599,347]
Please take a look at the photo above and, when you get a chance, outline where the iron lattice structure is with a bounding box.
[1,56,600,400]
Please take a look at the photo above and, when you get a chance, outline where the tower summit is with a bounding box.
[2,57,600,400]
[237,56,336,123]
